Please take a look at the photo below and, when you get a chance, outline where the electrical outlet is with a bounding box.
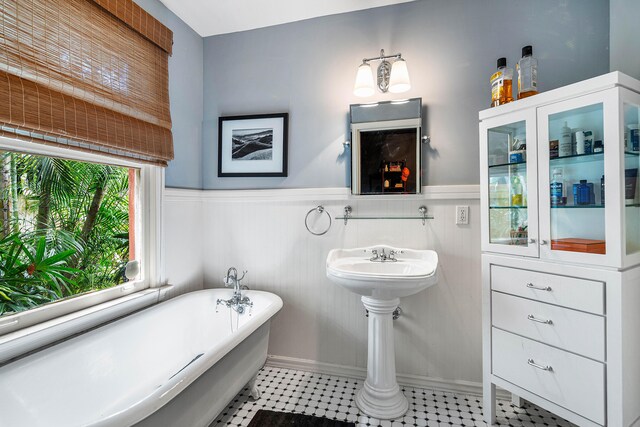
[456,206,469,225]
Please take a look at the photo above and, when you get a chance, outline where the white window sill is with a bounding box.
[0,286,172,365]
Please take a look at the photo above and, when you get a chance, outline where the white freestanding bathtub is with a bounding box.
[0,289,283,427]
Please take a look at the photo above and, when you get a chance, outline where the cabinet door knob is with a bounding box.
[528,238,536,244]
[539,240,549,245]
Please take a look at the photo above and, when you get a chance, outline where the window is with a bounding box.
[0,137,162,336]
[0,150,137,316]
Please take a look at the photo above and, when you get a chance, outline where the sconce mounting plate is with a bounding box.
[377,60,391,93]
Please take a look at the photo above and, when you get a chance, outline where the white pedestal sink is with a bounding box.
[326,245,439,420]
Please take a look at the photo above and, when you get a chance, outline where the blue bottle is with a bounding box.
[575,180,591,205]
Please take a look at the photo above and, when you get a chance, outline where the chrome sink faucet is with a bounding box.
[370,248,401,262]
[217,267,253,314]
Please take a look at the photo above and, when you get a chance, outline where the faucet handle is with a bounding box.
[237,270,248,282]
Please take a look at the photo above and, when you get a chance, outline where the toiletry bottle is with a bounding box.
[490,57,513,107]
[550,168,564,205]
[601,175,605,205]
[576,180,591,205]
[511,176,523,206]
[575,130,586,155]
[559,122,572,157]
[517,45,538,99]
[549,140,559,158]
[583,130,594,154]
[593,140,604,153]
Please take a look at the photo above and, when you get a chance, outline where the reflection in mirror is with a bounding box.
[350,98,422,195]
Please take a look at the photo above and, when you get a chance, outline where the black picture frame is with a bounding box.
[218,113,289,177]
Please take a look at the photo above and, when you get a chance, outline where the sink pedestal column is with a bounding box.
[356,296,408,419]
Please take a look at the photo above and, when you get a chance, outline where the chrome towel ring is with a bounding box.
[305,205,332,236]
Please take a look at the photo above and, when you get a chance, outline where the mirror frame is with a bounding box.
[350,99,422,195]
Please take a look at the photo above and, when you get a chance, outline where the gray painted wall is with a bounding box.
[610,0,640,80]
[134,0,204,189]
[202,0,609,189]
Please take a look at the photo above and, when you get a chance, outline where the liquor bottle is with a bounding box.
[517,45,538,99]
[490,57,513,107]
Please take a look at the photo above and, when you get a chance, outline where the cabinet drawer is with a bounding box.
[492,292,605,361]
[491,265,604,314]
[492,328,605,425]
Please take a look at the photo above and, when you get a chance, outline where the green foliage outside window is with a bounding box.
[0,151,132,315]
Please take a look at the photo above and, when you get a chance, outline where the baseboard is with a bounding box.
[265,355,509,399]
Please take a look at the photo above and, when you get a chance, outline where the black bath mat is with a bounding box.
[247,409,355,427]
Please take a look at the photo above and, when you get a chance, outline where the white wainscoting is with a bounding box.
[163,189,204,297]
[195,186,484,394]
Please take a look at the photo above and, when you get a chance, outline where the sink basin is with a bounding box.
[326,245,438,299]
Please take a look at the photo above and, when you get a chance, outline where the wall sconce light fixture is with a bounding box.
[353,49,411,97]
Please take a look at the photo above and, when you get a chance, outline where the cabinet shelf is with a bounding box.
[625,151,639,156]
[550,152,604,165]
[489,205,528,209]
[488,160,527,169]
[551,204,604,209]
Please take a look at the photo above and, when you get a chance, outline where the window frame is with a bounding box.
[0,136,163,338]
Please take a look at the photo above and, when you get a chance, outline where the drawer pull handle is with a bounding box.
[526,282,552,292]
[527,314,553,325]
[527,359,553,372]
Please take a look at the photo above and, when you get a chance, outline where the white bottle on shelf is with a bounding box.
[559,121,572,157]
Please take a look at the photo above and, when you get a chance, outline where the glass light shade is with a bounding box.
[353,63,375,97]
[388,58,411,93]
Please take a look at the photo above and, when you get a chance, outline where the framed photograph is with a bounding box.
[218,113,288,177]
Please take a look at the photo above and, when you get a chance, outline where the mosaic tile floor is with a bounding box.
[210,366,574,426]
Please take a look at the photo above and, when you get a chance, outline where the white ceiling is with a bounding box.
[158,0,417,37]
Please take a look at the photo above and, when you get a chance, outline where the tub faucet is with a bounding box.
[218,267,252,314]
[225,267,240,297]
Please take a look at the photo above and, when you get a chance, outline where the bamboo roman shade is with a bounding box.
[0,0,174,165]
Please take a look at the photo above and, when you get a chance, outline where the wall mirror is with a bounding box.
[350,98,422,195]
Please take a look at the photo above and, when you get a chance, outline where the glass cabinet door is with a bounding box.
[623,90,640,265]
[538,89,619,266]
[480,110,538,257]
